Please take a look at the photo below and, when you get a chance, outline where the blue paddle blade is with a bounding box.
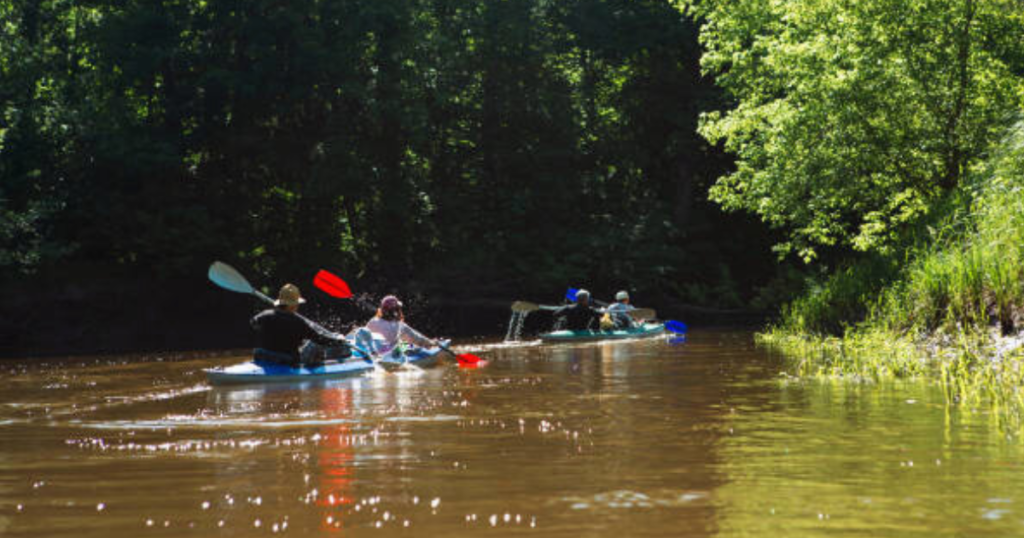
[208,261,255,294]
[664,320,688,334]
[566,287,579,302]
[668,335,687,345]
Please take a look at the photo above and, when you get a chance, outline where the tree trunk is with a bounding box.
[940,0,975,191]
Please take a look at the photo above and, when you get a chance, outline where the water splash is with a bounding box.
[505,311,527,342]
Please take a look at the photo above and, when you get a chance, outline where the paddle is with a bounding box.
[514,294,689,337]
[207,261,345,340]
[513,300,653,319]
[664,320,688,334]
[537,293,690,335]
[622,308,688,334]
[511,301,561,313]
[565,287,609,307]
[313,269,352,299]
[568,287,690,335]
[626,308,656,320]
[209,261,275,304]
[312,269,485,366]
[436,342,486,368]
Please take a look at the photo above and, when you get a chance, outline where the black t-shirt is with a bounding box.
[553,303,603,331]
[251,308,343,357]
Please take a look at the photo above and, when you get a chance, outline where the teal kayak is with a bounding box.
[205,341,450,385]
[539,322,666,343]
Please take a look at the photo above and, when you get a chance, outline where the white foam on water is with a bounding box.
[66,411,462,430]
[384,414,461,423]
[66,417,359,429]
[103,383,211,404]
[561,489,709,510]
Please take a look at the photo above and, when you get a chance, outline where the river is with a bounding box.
[2,330,1023,537]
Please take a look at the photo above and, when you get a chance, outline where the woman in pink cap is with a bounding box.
[353,295,436,354]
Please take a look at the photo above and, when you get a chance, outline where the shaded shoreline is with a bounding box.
[1,276,765,359]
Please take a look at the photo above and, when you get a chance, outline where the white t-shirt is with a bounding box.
[606,302,635,324]
[364,317,433,349]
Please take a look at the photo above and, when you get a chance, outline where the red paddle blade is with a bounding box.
[313,270,352,299]
[458,357,487,369]
[456,353,483,365]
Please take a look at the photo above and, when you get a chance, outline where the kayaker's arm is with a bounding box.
[300,315,347,344]
[588,306,604,329]
[399,322,436,348]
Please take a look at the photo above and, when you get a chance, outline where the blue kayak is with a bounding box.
[539,322,666,343]
[368,340,450,370]
[206,341,450,385]
[205,358,375,385]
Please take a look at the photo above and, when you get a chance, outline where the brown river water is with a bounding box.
[2,330,1024,537]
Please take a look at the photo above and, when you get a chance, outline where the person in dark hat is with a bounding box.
[552,289,604,331]
[251,283,350,367]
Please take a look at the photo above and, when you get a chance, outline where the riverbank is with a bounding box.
[0,270,764,359]
[0,276,518,359]
[760,120,1024,433]
[759,327,1024,434]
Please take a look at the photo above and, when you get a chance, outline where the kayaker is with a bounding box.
[251,283,350,367]
[606,290,637,329]
[352,295,437,354]
[553,289,604,331]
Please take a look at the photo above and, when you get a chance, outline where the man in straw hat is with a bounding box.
[251,283,350,367]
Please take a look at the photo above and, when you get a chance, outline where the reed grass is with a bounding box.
[763,120,1024,433]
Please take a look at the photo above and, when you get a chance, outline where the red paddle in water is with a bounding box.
[312,269,485,367]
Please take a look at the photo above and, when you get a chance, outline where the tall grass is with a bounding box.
[764,120,1024,433]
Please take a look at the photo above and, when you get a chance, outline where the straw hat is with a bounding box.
[275,283,306,306]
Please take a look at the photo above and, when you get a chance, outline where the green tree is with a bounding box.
[1,0,778,315]
[0,1,86,271]
[683,0,1024,261]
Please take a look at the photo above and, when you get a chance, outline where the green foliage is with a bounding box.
[872,119,1024,336]
[777,255,901,336]
[682,0,1024,261]
[765,119,1024,434]
[0,0,775,307]
[776,118,1024,337]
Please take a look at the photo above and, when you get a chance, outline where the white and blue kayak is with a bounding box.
[539,322,666,343]
[205,357,375,385]
[371,340,449,370]
[206,341,450,385]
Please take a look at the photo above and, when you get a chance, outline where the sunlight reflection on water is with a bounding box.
[2,333,1024,537]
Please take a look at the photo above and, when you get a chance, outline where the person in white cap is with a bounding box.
[605,290,637,329]
[552,289,603,331]
[251,283,350,366]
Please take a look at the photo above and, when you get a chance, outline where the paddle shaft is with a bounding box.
[512,299,685,334]
[436,342,480,364]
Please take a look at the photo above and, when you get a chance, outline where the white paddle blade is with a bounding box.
[511,301,540,313]
[208,261,255,295]
[628,308,656,320]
